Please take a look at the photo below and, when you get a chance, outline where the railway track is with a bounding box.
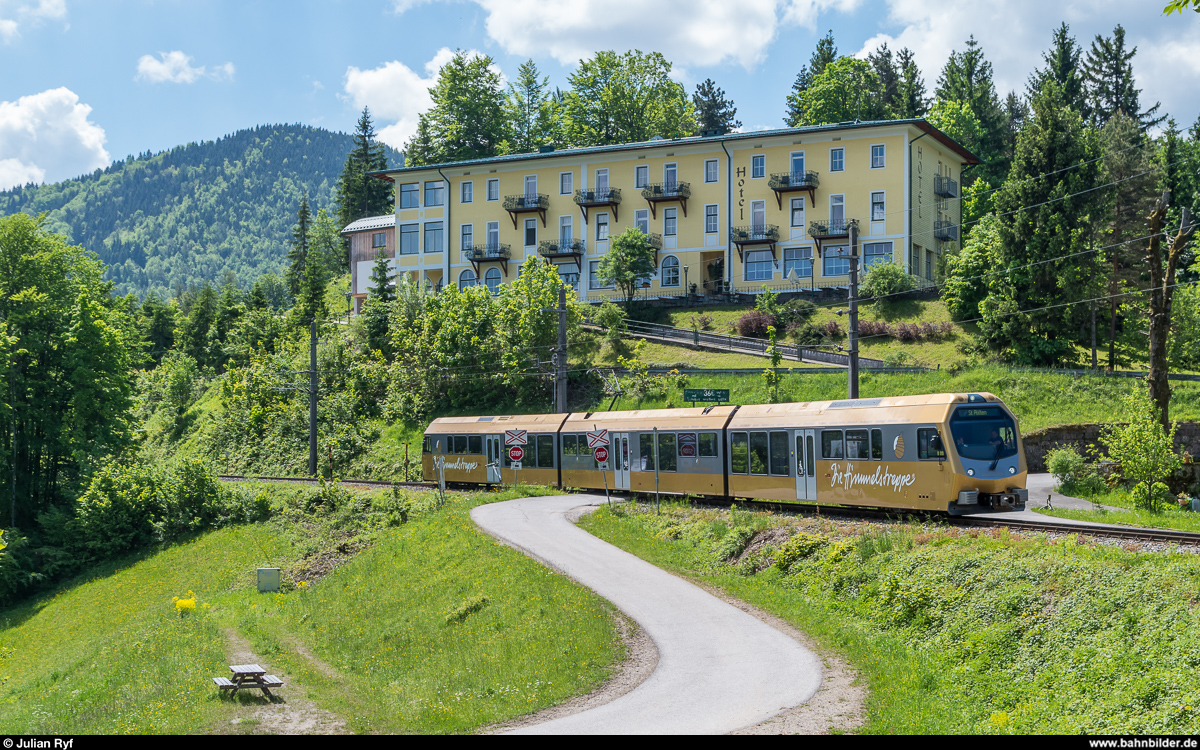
[216,474,438,490]
[952,514,1200,547]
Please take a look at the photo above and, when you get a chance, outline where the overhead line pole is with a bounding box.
[309,319,318,477]
[848,223,860,399]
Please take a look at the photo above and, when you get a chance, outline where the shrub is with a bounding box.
[777,299,817,327]
[1046,445,1087,487]
[755,287,782,317]
[895,322,919,342]
[773,532,829,571]
[1100,389,1183,511]
[692,313,714,331]
[859,320,893,338]
[860,261,915,304]
[788,322,822,346]
[595,300,627,342]
[1131,482,1173,513]
[736,309,777,339]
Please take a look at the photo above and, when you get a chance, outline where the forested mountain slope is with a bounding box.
[0,124,399,298]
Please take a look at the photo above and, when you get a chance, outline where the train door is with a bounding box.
[794,429,817,501]
[485,435,502,483]
[612,433,631,490]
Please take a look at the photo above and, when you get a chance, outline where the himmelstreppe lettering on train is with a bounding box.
[829,462,916,492]
[433,456,479,472]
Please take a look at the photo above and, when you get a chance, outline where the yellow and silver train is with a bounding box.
[422,393,1028,514]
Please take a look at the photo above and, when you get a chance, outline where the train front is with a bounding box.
[945,396,1028,514]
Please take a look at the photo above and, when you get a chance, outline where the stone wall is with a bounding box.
[1023,421,1200,492]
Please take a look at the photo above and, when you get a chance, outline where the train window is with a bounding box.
[454,435,468,454]
[918,428,947,460]
[537,435,555,468]
[731,433,749,473]
[469,436,482,454]
[822,430,844,459]
[699,433,718,457]
[795,435,805,475]
[807,435,816,476]
[845,430,869,459]
[423,437,432,454]
[562,434,578,455]
[640,434,654,470]
[770,432,789,475]
[949,406,1018,461]
[749,432,769,475]
[871,429,883,460]
[657,433,677,471]
[677,433,697,457]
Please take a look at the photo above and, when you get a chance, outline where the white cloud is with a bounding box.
[343,47,501,149]
[0,18,16,41]
[0,87,109,190]
[473,0,858,70]
[135,50,235,83]
[0,0,66,42]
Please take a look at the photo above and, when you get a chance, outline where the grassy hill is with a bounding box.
[0,124,400,299]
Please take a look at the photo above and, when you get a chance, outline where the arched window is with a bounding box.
[459,269,477,289]
[485,267,502,294]
[661,255,680,287]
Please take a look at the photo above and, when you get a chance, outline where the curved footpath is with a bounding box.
[470,494,823,735]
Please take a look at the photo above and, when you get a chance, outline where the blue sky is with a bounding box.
[1,0,1197,191]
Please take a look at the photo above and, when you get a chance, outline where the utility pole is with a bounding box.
[309,319,318,476]
[847,223,860,399]
[546,286,568,413]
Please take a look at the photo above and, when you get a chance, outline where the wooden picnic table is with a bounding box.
[213,663,284,698]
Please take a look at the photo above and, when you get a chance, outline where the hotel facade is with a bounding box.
[348,119,975,310]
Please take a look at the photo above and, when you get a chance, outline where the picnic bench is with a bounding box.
[213,664,284,698]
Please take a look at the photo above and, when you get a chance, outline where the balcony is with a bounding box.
[808,218,858,256]
[729,225,780,260]
[767,171,819,209]
[538,238,587,260]
[573,187,621,223]
[465,243,512,274]
[640,182,690,219]
[934,221,959,242]
[934,175,958,199]
[502,193,548,229]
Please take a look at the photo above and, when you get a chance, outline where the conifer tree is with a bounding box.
[286,194,312,296]
[1027,23,1087,119]
[693,79,741,131]
[503,59,556,154]
[336,108,392,232]
[368,250,395,303]
[936,36,1007,184]
[868,44,900,115]
[1081,25,1164,130]
[785,31,838,126]
[895,48,929,118]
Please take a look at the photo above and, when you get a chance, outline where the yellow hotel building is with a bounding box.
[356,118,976,306]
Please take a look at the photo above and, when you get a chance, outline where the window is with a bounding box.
[664,207,677,237]
[744,250,773,281]
[424,180,444,206]
[784,247,812,278]
[400,182,419,208]
[424,222,443,254]
[635,209,649,235]
[639,434,654,471]
[751,200,765,231]
[487,178,499,201]
[562,434,579,456]
[524,174,537,197]
[698,433,718,457]
[790,152,805,177]
[461,224,473,254]
[705,204,718,234]
[867,193,884,224]
[731,433,748,473]
[770,432,789,475]
[560,172,573,195]
[830,194,845,228]
[705,159,719,183]
[486,221,500,249]
[537,434,555,468]
[845,430,869,459]
[461,181,473,203]
[453,435,467,454]
[596,213,609,241]
[595,169,609,193]
[459,269,477,289]
[823,245,849,276]
[661,256,680,287]
[871,429,883,460]
[822,430,844,459]
[372,232,387,248]
[485,267,502,294]
[871,144,885,169]
[399,223,419,255]
[927,250,934,281]
[790,198,805,227]
[918,428,946,460]
[664,163,677,187]
[830,148,844,172]
[469,435,482,454]
[749,432,769,474]
[657,433,677,472]
[559,215,573,243]
[589,261,613,289]
[752,154,765,179]
[910,243,921,275]
[524,218,537,247]
[635,164,649,188]
[863,242,892,271]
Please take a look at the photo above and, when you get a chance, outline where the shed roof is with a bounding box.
[340,214,396,235]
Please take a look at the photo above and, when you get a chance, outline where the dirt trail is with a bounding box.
[218,628,348,735]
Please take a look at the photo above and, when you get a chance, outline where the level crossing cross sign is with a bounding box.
[504,430,527,446]
[586,430,608,449]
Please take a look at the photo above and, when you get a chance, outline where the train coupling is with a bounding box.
[949,488,1028,516]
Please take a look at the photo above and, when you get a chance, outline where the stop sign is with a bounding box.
[594,446,609,463]
[508,445,524,462]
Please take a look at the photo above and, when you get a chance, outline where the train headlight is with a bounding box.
[1008,466,1016,475]
[966,468,975,477]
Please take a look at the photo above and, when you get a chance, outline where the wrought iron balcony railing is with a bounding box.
[573,188,621,206]
[767,171,820,191]
[502,193,549,211]
[934,175,958,198]
[538,238,587,257]
[465,244,511,261]
[640,182,691,200]
[808,219,858,239]
[729,225,780,244]
[934,221,959,241]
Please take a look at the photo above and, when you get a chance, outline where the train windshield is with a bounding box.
[948,405,1018,461]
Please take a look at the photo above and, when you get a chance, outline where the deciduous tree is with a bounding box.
[563,50,695,146]
[597,228,656,305]
[406,51,509,165]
